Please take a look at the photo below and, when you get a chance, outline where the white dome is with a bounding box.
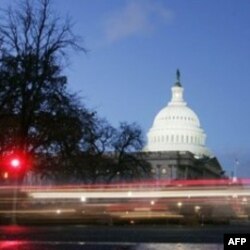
[144,78,211,157]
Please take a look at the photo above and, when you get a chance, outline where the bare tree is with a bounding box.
[107,122,152,182]
[0,0,85,180]
[0,0,151,184]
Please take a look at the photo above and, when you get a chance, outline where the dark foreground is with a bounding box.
[0,224,248,250]
[1,224,249,243]
[0,241,224,250]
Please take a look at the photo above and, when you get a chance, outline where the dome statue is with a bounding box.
[144,71,211,157]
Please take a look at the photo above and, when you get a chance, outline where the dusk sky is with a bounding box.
[2,0,250,177]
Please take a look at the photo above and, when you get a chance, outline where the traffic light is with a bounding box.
[10,158,21,169]
[7,154,26,172]
[1,151,30,181]
[2,152,27,173]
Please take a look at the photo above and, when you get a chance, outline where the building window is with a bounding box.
[162,168,167,174]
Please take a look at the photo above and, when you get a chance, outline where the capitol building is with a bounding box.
[142,71,224,179]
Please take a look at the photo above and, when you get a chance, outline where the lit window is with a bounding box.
[162,168,167,174]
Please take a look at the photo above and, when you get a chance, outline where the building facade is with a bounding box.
[143,71,224,179]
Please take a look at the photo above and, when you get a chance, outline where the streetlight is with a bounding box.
[194,205,201,213]
[177,202,183,214]
[177,202,183,225]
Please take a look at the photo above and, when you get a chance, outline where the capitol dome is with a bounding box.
[144,71,211,157]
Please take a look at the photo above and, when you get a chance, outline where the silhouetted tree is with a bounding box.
[107,122,151,182]
[0,0,85,179]
[0,0,151,184]
[69,120,151,184]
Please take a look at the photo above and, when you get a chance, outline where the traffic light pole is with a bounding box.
[11,175,18,224]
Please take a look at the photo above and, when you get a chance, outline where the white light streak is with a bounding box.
[28,188,250,200]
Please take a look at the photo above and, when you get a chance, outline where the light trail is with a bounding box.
[0,179,249,223]
[6,178,245,200]
[0,209,75,214]
[27,188,250,200]
[1,178,248,191]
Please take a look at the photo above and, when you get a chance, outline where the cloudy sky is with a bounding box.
[2,0,250,177]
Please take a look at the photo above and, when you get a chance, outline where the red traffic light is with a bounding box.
[1,151,30,181]
[1,151,30,177]
[4,153,27,171]
[10,158,21,169]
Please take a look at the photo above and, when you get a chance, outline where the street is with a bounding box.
[0,224,249,249]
